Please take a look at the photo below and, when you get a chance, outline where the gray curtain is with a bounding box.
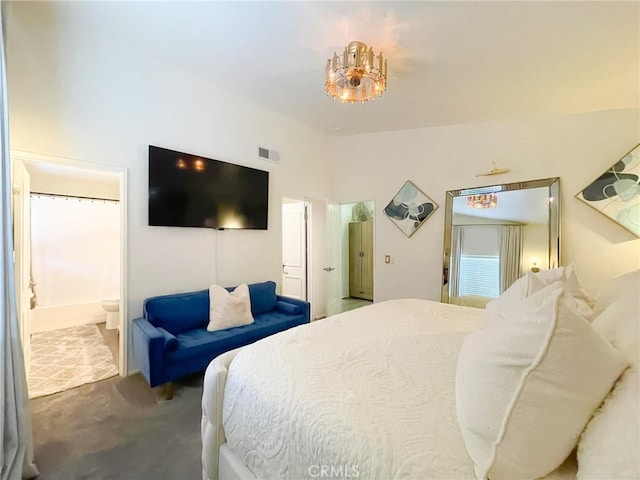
[499,225,523,294]
[0,5,38,479]
[449,226,464,297]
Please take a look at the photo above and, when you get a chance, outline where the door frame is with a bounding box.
[11,159,32,374]
[11,150,129,377]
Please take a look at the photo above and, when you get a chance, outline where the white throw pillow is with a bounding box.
[577,367,639,480]
[591,269,640,322]
[485,271,537,314]
[488,265,593,319]
[207,284,254,332]
[576,270,640,479]
[456,281,628,480]
[591,276,640,368]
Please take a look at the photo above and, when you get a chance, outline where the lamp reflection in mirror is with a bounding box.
[441,178,560,307]
[531,259,540,273]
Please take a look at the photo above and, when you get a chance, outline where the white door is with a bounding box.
[306,198,326,320]
[325,203,341,317]
[11,159,32,375]
[282,201,307,300]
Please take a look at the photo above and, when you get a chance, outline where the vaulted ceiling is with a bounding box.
[13,1,640,136]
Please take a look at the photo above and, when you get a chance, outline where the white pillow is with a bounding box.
[487,265,593,319]
[591,277,640,368]
[591,269,640,319]
[207,284,254,332]
[576,270,640,479]
[577,367,639,480]
[485,271,554,316]
[456,281,628,480]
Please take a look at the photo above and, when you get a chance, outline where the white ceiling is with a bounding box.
[18,1,640,136]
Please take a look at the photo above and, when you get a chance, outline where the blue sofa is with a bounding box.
[132,281,310,387]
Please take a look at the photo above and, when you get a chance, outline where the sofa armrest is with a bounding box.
[275,301,302,315]
[276,295,311,323]
[132,317,166,387]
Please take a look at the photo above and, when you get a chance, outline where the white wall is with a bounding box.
[329,109,640,301]
[28,169,119,200]
[7,3,330,372]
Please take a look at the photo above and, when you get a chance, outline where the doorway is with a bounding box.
[338,201,374,313]
[11,151,128,398]
[281,197,329,321]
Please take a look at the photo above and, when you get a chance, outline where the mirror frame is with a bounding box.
[441,177,560,303]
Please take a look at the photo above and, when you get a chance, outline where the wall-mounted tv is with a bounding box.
[148,146,269,230]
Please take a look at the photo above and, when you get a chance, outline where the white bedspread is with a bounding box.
[222,299,485,479]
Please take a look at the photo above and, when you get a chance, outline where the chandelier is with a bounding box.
[325,41,387,104]
[467,193,498,209]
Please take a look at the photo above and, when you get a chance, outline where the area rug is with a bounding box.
[28,324,119,399]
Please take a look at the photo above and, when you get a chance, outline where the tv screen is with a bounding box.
[148,146,269,230]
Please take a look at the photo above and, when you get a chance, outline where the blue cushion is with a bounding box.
[248,281,278,316]
[157,327,179,352]
[275,301,302,315]
[144,289,209,335]
[167,311,306,365]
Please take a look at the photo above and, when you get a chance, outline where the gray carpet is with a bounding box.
[30,373,204,480]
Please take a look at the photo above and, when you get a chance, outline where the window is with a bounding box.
[458,255,500,298]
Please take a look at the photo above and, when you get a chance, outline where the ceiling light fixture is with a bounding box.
[325,41,387,105]
[467,193,498,209]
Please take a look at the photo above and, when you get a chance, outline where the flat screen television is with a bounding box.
[148,146,269,230]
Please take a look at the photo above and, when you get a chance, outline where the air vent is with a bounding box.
[258,146,280,162]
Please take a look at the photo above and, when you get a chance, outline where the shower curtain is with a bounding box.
[0,4,38,479]
[30,195,119,307]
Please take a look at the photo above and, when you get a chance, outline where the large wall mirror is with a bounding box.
[442,178,560,307]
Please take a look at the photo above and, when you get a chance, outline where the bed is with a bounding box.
[202,269,639,480]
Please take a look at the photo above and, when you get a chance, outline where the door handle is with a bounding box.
[323,267,335,272]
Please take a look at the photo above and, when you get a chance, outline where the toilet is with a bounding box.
[101,296,120,330]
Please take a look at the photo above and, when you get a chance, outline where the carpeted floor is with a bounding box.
[28,324,119,399]
[30,372,204,480]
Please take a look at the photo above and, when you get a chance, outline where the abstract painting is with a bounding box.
[576,144,640,237]
[384,180,438,237]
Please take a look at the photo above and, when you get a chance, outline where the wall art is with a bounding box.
[383,180,438,237]
[576,144,640,237]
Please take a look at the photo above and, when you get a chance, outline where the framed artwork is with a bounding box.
[576,144,640,237]
[383,180,438,237]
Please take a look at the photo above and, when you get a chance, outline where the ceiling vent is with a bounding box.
[258,146,280,162]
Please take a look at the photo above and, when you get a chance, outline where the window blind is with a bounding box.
[459,255,500,298]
